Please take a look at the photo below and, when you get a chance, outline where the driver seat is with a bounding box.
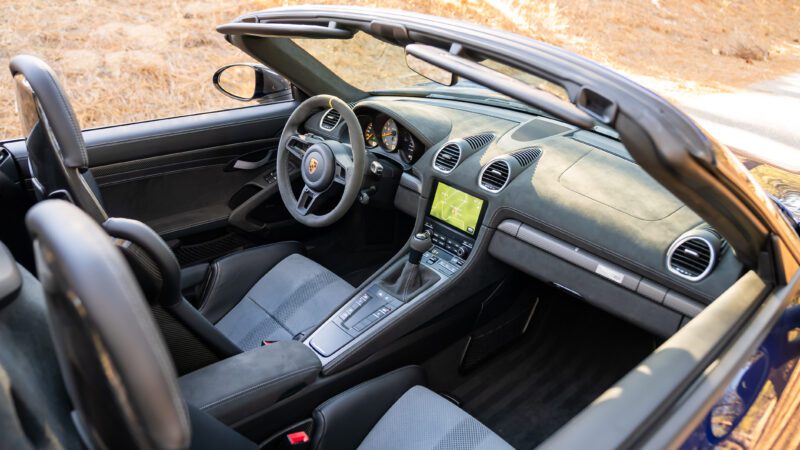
[9,56,353,367]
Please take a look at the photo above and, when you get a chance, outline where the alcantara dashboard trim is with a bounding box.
[494,219,704,324]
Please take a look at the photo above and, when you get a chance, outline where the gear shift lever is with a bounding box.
[409,231,433,264]
[379,230,439,302]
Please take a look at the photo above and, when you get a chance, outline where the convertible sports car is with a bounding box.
[1,5,799,450]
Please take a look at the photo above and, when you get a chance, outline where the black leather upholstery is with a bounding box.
[9,55,107,223]
[312,366,426,450]
[179,341,321,425]
[9,56,87,170]
[104,217,242,373]
[186,404,257,450]
[102,214,354,359]
[26,200,260,450]
[26,200,190,450]
[21,207,511,449]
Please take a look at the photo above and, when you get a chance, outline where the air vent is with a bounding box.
[667,237,715,281]
[479,160,511,193]
[433,143,462,173]
[464,133,495,150]
[511,147,542,166]
[320,109,341,131]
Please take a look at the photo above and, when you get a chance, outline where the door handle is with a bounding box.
[224,148,275,172]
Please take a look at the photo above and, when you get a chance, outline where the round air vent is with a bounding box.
[479,159,511,193]
[319,109,341,130]
[433,142,462,173]
[667,234,717,281]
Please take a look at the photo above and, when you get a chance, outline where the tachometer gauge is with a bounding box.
[381,118,399,152]
[364,122,378,148]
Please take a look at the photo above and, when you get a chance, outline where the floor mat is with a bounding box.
[442,290,659,449]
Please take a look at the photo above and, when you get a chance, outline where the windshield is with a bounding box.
[293,32,569,107]
[293,33,800,222]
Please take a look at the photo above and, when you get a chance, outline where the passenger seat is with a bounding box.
[25,199,513,450]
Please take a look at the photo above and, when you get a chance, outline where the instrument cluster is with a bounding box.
[358,112,423,165]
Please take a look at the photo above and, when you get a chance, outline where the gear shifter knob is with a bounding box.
[409,231,432,264]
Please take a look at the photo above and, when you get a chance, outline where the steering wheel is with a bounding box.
[276,95,367,227]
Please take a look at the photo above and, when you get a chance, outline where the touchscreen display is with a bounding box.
[429,182,484,235]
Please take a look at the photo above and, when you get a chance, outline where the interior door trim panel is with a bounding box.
[3,101,299,176]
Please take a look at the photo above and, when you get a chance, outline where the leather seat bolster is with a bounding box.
[311,366,426,450]
[199,241,305,324]
[179,341,321,425]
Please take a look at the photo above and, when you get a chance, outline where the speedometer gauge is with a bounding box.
[364,122,378,148]
[381,119,399,152]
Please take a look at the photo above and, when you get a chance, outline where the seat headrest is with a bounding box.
[25,200,190,450]
[9,55,88,170]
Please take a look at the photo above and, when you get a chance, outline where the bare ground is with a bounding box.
[1,0,800,138]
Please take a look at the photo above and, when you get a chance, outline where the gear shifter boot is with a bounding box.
[379,261,439,302]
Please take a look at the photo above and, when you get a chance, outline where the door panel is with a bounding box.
[84,102,297,165]
[82,101,301,265]
[94,138,277,236]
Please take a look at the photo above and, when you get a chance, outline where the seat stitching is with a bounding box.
[244,295,293,336]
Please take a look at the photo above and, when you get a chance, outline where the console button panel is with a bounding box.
[423,219,475,259]
[332,285,403,338]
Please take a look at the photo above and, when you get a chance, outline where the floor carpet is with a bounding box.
[439,289,660,449]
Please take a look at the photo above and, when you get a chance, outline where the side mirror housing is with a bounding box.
[213,63,292,102]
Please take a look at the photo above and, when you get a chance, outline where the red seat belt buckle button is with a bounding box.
[287,431,310,445]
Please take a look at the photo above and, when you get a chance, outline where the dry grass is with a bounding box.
[1,0,800,138]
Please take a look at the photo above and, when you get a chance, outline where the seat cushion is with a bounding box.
[358,386,513,450]
[215,253,353,349]
[199,241,305,324]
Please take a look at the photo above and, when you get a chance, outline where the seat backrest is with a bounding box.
[10,55,107,223]
[102,217,242,373]
[26,199,190,450]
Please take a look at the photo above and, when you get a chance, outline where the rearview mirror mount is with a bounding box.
[213,63,292,102]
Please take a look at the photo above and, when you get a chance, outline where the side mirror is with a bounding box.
[404,52,458,87]
[213,63,291,102]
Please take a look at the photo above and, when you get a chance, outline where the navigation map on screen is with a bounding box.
[429,183,484,235]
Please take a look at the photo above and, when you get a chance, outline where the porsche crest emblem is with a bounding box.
[308,157,319,174]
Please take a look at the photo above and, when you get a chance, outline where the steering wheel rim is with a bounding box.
[276,95,367,227]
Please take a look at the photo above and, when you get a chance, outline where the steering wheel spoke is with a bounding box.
[276,95,366,227]
[286,134,321,160]
[296,185,322,216]
[332,144,354,185]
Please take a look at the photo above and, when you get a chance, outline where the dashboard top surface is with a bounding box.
[303,96,743,303]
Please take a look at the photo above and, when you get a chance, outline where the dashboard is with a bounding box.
[301,95,744,338]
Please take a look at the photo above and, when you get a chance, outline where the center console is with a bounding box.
[306,180,487,361]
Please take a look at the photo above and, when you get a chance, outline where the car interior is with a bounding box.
[0,6,783,450]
